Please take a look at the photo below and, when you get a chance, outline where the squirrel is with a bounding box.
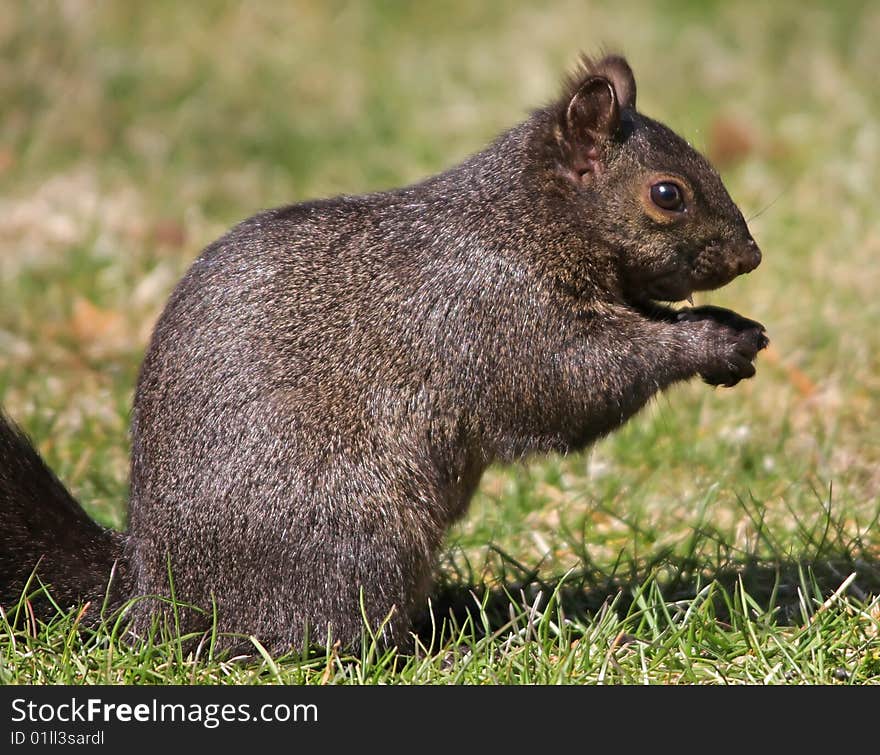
[0,54,766,653]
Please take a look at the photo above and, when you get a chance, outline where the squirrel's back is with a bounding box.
[124,144,541,648]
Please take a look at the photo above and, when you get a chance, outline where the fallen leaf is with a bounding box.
[152,219,187,248]
[70,297,130,355]
[708,115,757,168]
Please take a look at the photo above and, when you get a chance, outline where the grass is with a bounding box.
[1,0,879,684]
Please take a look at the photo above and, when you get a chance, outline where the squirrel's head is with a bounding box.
[548,54,761,305]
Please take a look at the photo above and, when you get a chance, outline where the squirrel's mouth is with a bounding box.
[624,289,693,322]
[630,238,762,310]
[635,259,747,309]
[638,274,695,305]
[622,272,697,321]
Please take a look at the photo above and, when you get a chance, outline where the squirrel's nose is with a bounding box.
[738,239,762,274]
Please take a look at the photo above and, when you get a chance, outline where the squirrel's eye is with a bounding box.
[650,182,685,212]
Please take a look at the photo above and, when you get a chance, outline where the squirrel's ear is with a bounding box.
[565,76,620,142]
[558,54,635,180]
[589,54,636,111]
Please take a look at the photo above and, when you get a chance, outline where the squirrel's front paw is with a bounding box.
[701,326,766,387]
[678,306,769,387]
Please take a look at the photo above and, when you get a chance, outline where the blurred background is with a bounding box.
[1,1,878,585]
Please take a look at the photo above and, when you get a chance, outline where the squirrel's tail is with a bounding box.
[0,412,130,621]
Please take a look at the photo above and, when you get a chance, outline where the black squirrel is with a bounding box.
[0,54,766,653]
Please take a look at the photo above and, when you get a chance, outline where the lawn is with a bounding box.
[1,0,879,684]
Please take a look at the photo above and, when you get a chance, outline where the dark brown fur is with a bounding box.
[0,55,766,652]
